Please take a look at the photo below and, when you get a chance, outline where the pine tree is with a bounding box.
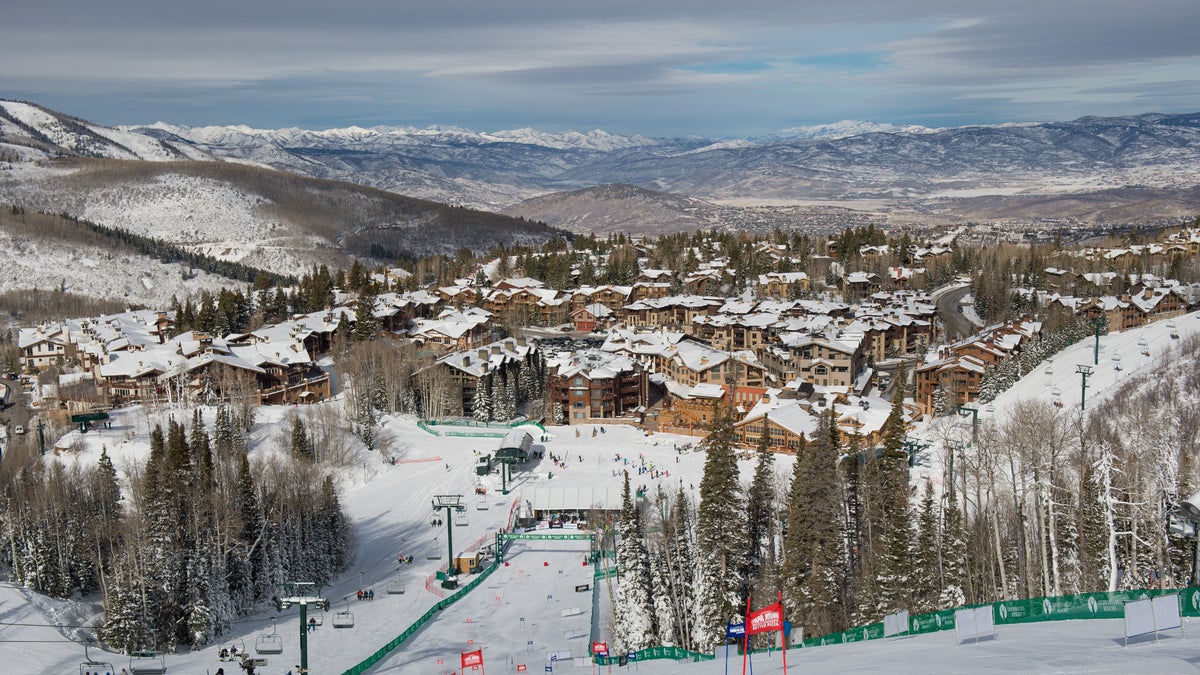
[613,472,655,652]
[912,481,940,614]
[938,494,967,609]
[781,412,844,637]
[745,423,775,604]
[290,416,312,460]
[877,385,913,613]
[472,376,492,422]
[692,401,746,650]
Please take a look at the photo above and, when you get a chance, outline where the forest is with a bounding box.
[605,337,1200,653]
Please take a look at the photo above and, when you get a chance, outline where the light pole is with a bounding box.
[1076,365,1093,411]
[433,495,465,587]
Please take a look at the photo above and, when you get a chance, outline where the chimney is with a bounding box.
[491,346,501,355]
[462,356,471,367]
[478,349,488,359]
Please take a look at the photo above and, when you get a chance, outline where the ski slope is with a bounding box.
[5,311,1200,673]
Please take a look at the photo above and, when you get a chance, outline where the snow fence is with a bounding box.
[803,586,1200,648]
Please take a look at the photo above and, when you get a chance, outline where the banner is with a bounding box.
[462,649,484,668]
[727,620,746,638]
[592,641,608,656]
[747,602,784,635]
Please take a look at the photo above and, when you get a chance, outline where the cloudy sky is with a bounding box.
[4,0,1199,137]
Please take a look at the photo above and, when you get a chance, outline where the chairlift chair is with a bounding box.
[255,621,284,655]
[79,642,116,675]
[455,506,468,526]
[332,600,355,629]
[386,580,407,595]
[128,650,166,675]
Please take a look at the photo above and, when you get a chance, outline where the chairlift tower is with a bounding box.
[433,495,465,587]
[1076,364,1094,411]
[955,404,979,441]
[274,581,327,675]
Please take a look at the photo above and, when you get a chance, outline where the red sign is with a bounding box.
[462,649,484,668]
[592,641,608,656]
[517,665,527,672]
[747,602,784,635]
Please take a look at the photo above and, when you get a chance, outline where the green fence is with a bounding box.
[799,586,1200,648]
[594,644,715,665]
[339,562,500,675]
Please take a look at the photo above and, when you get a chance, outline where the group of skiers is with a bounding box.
[356,588,375,601]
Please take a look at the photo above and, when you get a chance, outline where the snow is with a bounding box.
[8,312,1200,673]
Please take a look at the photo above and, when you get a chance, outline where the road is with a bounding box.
[935,285,974,341]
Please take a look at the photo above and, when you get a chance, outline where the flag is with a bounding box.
[746,602,784,635]
[462,649,484,668]
[591,641,608,656]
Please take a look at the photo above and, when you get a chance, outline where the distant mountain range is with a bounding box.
[3,99,1200,237]
[0,100,570,283]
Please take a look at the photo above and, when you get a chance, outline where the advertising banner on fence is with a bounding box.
[592,641,608,656]
[747,602,784,635]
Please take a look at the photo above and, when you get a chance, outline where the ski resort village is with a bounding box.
[4,222,1200,675]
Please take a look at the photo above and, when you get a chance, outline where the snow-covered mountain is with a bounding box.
[760,119,942,142]
[6,99,1200,229]
[131,110,1200,219]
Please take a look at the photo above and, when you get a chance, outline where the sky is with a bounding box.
[4,0,1200,138]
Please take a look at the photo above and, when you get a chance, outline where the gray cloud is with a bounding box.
[2,1,1198,136]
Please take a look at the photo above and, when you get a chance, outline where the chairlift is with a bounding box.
[1051,387,1062,397]
[332,600,355,629]
[79,642,116,675]
[1137,337,1149,347]
[386,580,407,595]
[128,650,166,675]
[476,496,489,510]
[255,621,284,655]
[455,511,469,526]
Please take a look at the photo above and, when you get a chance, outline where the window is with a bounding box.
[573,377,585,386]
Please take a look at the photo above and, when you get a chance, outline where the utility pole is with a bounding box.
[1092,318,1105,366]
[1076,364,1093,411]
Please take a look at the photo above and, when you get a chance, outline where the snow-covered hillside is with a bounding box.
[0,226,245,307]
[6,386,1200,673]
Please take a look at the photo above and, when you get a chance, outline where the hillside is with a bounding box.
[3,306,1199,673]
[0,157,570,276]
[504,183,881,236]
[0,208,249,310]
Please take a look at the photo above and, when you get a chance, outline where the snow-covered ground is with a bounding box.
[5,311,1200,674]
[909,309,1200,497]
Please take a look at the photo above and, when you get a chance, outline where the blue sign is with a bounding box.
[726,621,746,638]
[551,655,558,661]
[627,652,638,661]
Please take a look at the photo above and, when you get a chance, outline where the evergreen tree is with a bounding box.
[613,472,655,651]
[938,494,967,609]
[290,416,312,460]
[692,401,745,650]
[353,286,379,341]
[472,376,492,423]
[912,481,940,614]
[745,423,775,603]
[782,413,844,637]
